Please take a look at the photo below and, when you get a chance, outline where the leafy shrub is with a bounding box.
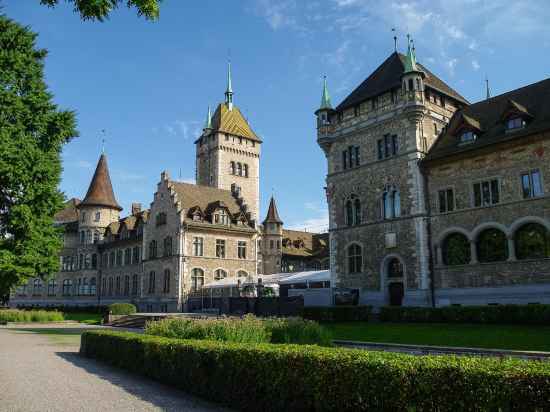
[302,305,372,322]
[380,304,550,324]
[0,309,64,323]
[145,315,332,346]
[81,330,550,412]
[108,303,137,316]
[16,305,107,314]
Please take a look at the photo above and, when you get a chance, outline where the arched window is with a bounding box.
[345,195,361,226]
[387,258,404,277]
[382,187,401,219]
[83,278,89,295]
[148,271,156,294]
[515,223,550,260]
[442,233,471,266]
[244,164,249,177]
[347,244,362,274]
[33,278,43,295]
[93,231,100,244]
[149,240,157,259]
[237,270,248,277]
[237,162,243,176]
[214,269,227,280]
[163,269,170,293]
[86,230,92,244]
[164,237,172,257]
[62,279,72,296]
[230,161,236,175]
[477,228,508,263]
[191,268,204,291]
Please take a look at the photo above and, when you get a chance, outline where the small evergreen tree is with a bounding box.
[0,15,78,298]
[39,0,162,21]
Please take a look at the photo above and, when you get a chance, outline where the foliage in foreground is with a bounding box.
[380,304,550,324]
[108,303,137,315]
[0,15,78,299]
[145,315,332,346]
[81,330,550,412]
[39,0,162,21]
[0,309,64,323]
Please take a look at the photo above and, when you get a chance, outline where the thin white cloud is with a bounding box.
[254,0,298,30]
[471,60,480,71]
[75,160,92,169]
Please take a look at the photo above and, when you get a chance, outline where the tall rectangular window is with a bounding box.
[354,146,360,166]
[473,179,500,207]
[391,135,398,155]
[377,140,384,160]
[216,239,226,258]
[521,170,543,199]
[438,188,455,213]
[132,274,138,296]
[148,271,155,294]
[238,241,247,259]
[342,151,348,170]
[193,237,204,256]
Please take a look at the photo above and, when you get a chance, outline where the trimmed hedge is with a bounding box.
[380,304,550,324]
[108,303,137,315]
[145,315,332,346]
[81,330,550,411]
[16,305,107,314]
[0,309,64,323]
[302,305,372,322]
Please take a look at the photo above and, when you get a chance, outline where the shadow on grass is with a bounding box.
[55,351,230,412]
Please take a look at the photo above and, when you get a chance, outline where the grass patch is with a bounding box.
[63,312,102,325]
[13,327,87,346]
[145,315,332,346]
[326,322,550,352]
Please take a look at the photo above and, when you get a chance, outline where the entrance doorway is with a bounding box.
[388,282,404,306]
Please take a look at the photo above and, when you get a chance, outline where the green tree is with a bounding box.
[0,15,77,299]
[39,0,162,21]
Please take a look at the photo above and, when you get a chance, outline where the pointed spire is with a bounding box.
[204,105,212,130]
[403,34,418,73]
[485,76,491,100]
[78,153,122,211]
[225,60,234,110]
[263,196,283,225]
[319,76,332,111]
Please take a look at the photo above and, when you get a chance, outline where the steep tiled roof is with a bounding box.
[263,197,283,224]
[210,103,261,142]
[79,154,122,211]
[282,230,329,258]
[424,78,550,162]
[171,182,243,218]
[54,198,80,223]
[336,52,468,111]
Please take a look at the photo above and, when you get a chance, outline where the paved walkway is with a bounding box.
[0,325,231,412]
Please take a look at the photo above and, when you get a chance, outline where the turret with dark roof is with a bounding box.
[263,196,283,225]
[78,154,122,211]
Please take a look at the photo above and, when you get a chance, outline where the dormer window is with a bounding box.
[214,209,229,225]
[506,117,525,131]
[460,130,477,144]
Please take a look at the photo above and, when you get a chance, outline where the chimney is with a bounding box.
[131,203,142,216]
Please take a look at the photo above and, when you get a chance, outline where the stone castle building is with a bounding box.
[317,39,550,307]
[10,66,326,312]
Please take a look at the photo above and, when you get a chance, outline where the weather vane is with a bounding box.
[101,129,106,154]
[392,28,397,52]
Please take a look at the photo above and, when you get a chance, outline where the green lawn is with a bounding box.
[325,322,550,352]
[63,312,102,325]
[13,327,87,346]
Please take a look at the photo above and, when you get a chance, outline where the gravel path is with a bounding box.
[0,326,231,412]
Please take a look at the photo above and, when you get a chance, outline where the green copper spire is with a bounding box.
[225,60,234,110]
[403,34,418,73]
[204,105,212,130]
[319,76,332,110]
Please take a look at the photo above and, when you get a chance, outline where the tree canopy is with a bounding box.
[39,0,162,21]
[0,15,78,299]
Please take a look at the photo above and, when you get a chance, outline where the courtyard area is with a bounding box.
[0,324,230,412]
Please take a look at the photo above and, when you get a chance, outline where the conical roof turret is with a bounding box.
[78,154,122,211]
[263,196,283,225]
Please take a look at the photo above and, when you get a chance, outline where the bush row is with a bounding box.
[145,315,332,346]
[380,304,550,324]
[15,305,107,314]
[302,305,372,322]
[0,309,64,323]
[107,303,137,315]
[81,330,550,411]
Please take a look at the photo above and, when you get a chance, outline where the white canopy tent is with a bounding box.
[202,270,330,290]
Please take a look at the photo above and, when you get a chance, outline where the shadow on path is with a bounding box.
[56,351,230,412]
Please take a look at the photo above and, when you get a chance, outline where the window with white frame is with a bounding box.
[191,268,204,291]
[216,239,226,258]
[193,237,204,256]
[214,269,227,280]
[382,187,401,219]
[521,170,543,199]
[238,241,247,259]
[438,188,455,213]
[473,179,500,207]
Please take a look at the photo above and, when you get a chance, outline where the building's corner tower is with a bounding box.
[195,62,261,222]
[76,153,122,268]
[261,197,283,276]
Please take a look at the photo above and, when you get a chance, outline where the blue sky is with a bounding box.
[4,0,550,231]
